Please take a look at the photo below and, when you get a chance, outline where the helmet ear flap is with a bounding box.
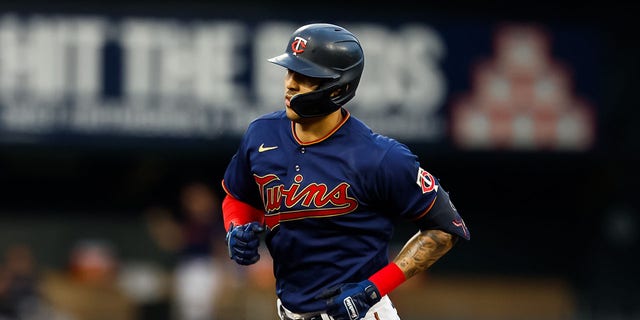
[290,84,341,118]
[329,87,343,98]
[331,74,361,107]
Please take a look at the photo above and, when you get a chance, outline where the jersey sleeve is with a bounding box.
[376,142,470,240]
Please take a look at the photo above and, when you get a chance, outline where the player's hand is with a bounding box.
[316,280,382,320]
[225,222,265,265]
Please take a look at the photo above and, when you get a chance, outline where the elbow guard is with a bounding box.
[414,188,470,240]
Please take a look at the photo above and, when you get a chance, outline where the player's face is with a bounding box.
[284,70,322,121]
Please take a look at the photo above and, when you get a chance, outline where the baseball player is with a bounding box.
[221,23,470,320]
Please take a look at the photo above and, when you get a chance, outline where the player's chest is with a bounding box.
[250,144,352,187]
[249,145,363,212]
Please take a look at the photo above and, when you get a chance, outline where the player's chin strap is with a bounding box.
[289,84,341,118]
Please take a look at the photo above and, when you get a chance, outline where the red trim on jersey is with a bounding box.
[291,109,351,146]
[280,206,356,221]
[264,214,280,229]
[368,262,406,297]
[221,193,264,232]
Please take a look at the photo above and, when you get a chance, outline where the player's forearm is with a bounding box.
[222,194,264,231]
[393,229,456,279]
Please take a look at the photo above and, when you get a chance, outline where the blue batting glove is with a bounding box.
[225,222,265,265]
[316,279,382,320]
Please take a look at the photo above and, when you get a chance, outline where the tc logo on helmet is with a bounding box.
[291,37,307,55]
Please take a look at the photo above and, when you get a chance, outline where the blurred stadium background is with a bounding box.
[0,1,638,319]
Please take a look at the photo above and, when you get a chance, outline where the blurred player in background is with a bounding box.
[221,23,470,320]
[172,181,227,320]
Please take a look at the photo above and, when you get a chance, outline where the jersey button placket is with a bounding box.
[295,147,305,172]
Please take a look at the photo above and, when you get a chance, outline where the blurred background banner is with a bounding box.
[0,1,638,320]
[0,12,602,151]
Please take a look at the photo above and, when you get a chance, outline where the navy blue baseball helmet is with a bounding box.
[268,23,365,118]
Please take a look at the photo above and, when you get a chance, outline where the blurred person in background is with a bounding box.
[0,243,41,319]
[172,181,227,320]
[39,239,136,320]
[0,243,71,320]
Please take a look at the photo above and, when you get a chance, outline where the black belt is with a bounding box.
[279,304,325,320]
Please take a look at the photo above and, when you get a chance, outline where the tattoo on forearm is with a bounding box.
[394,230,455,278]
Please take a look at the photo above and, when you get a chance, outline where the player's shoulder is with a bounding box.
[347,114,415,163]
[349,115,407,149]
[371,132,414,161]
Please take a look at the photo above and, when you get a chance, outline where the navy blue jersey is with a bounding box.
[223,109,468,313]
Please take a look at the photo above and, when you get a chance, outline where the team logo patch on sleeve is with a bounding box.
[416,167,437,194]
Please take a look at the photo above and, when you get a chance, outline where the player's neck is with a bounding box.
[294,109,343,143]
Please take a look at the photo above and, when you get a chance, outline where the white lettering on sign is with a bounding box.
[120,19,248,110]
[0,14,447,141]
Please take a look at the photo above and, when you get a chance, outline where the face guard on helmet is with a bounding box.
[268,23,365,118]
